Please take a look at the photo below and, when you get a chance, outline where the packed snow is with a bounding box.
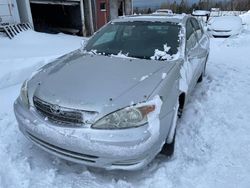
[1,25,250,188]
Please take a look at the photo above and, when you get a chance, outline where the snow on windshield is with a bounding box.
[85,21,181,60]
[150,43,180,61]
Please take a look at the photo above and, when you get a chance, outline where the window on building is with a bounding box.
[100,2,106,11]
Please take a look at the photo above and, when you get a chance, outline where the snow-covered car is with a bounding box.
[207,16,243,37]
[153,9,173,15]
[192,10,210,17]
[14,15,210,170]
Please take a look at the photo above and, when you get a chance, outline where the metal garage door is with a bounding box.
[29,0,83,35]
[30,0,80,6]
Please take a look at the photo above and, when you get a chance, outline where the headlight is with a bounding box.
[92,105,155,129]
[20,80,29,108]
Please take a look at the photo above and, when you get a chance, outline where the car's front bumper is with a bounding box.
[209,30,236,38]
[14,98,162,170]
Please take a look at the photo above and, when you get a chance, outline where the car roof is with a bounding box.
[112,14,190,25]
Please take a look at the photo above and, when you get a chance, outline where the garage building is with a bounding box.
[17,0,132,36]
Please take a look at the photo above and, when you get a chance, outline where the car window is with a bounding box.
[85,21,181,60]
[186,19,197,51]
[191,18,203,41]
[186,19,194,40]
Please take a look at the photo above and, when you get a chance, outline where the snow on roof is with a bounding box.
[154,9,173,14]
[192,10,210,16]
[113,14,187,24]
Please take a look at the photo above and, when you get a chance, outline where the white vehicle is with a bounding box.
[207,16,243,37]
[153,9,173,15]
[192,10,210,17]
[192,10,210,25]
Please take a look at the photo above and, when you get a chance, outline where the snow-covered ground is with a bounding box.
[1,27,250,188]
[0,31,83,89]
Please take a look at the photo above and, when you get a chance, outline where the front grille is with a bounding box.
[33,96,84,125]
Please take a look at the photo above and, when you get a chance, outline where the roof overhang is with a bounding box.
[30,0,80,6]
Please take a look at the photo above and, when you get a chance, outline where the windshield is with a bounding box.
[85,21,181,60]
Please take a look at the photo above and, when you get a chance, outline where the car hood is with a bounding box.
[30,52,175,113]
[208,16,242,31]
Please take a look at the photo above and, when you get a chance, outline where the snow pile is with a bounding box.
[0,31,83,89]
[110,51,136,59]
[240,10,250,26]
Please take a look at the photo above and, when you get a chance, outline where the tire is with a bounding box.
[160,131,176,157]
[197,74,203,83]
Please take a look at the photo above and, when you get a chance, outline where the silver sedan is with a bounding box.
[14,14,210,170]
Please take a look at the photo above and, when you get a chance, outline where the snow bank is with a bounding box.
[0,31,83,89]
[0,57,56,89]
[0,31,83,60]
[240,10,250,26]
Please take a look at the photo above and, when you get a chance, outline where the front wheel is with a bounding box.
[160,131,176,156]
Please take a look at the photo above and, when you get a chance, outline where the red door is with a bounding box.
[96,0,110,29]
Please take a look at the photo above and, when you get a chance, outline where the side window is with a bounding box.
[191,18,203,41]
[186,20,193,40]
[186,20,196,51]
